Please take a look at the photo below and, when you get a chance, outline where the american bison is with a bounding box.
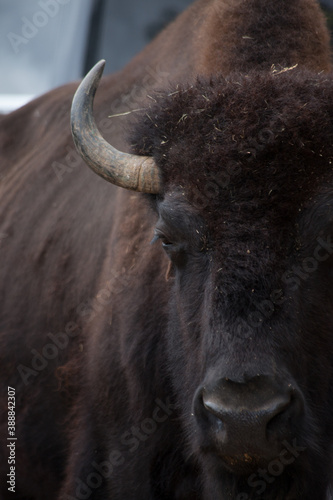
[1,0,333,499]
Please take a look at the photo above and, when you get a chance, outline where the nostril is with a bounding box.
[194,377,304,470]
[197,377,304,450]
[203,397,226,418]
[266,392,303,438]
[202,392,294,445]
[201,396,226,432]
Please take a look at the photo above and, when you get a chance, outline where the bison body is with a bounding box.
[1,1,333,499]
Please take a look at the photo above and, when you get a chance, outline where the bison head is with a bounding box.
[71,62,333,499]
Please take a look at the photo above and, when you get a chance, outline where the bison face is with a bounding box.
[153,188,333,498]
[141,70,333,495]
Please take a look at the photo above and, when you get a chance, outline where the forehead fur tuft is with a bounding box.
[131,69,333,190]
[131,68,333,211]
[130,69,333,292]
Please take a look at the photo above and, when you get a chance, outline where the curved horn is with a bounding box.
[70,60,161,194]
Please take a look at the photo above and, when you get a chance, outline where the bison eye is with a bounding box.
[161,239,173,248]
[151,230,185,264]
[151,230,175,248]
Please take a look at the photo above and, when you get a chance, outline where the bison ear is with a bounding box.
[70,60,162,194]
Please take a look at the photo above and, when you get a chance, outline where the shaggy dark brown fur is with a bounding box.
[127,69,333,500]
[132,69,333,295]
[1,0,333,499]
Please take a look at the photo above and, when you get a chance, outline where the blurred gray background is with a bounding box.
[0,0,192,111]
[1,0,333,112]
